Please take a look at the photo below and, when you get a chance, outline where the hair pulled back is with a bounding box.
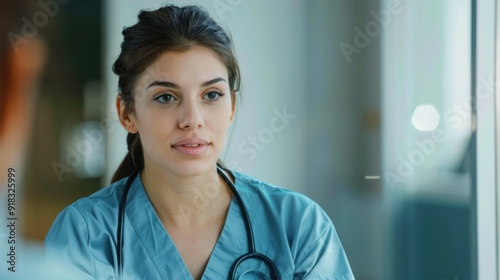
[111,5,240,183]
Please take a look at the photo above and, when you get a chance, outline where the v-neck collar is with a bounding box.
[124,171,250,279]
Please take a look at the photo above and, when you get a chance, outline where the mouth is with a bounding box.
[171,138,211,156]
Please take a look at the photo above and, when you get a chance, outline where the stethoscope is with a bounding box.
[116,164,281,280]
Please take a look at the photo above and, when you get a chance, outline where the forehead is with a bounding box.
[140,46,229,85]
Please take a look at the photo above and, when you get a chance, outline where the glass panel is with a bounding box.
[381,1,473,279]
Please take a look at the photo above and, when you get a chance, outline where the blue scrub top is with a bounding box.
[45,170,355,279]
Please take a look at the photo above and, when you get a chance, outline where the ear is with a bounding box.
[116,95,138,133]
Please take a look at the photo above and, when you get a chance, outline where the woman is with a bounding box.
[45,4,354,280]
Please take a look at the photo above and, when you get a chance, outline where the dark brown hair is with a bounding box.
[111,5,241,183]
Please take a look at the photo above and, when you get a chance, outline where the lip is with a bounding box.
[172,137,210,147]
[171,137,210,156]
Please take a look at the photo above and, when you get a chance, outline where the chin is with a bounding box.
[167,159,216,177]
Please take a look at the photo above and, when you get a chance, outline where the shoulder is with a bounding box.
[230,170,353,277]
[44,177,134,278]
[232,170,332,231]
[46,177,128,241]
[65,177,127,216]
[233,170,326,211]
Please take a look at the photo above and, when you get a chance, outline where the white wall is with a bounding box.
[382,0,473,279]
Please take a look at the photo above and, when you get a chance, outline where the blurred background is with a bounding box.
[7,0,499,279]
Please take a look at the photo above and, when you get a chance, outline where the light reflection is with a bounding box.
[411,104,441,131]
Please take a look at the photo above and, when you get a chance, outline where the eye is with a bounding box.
[154,93,176,104]
[203,90,224,101]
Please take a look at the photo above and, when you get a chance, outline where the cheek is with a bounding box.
[210,104,232,125]
[219,97,235,120]
[134,108,175,140]
[212,112,233,136]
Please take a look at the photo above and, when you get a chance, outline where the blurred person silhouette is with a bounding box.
[0,0,82,279]
[0,1,46,178]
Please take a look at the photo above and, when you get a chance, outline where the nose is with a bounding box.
[178,99,204,130]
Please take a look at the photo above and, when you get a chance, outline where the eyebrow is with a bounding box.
[147,77,227,89]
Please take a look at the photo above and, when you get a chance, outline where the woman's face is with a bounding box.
[120,46,235,177]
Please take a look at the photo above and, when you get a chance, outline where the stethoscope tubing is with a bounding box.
[116,165,280,280]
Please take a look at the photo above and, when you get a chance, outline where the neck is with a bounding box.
[140,163,232,228]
